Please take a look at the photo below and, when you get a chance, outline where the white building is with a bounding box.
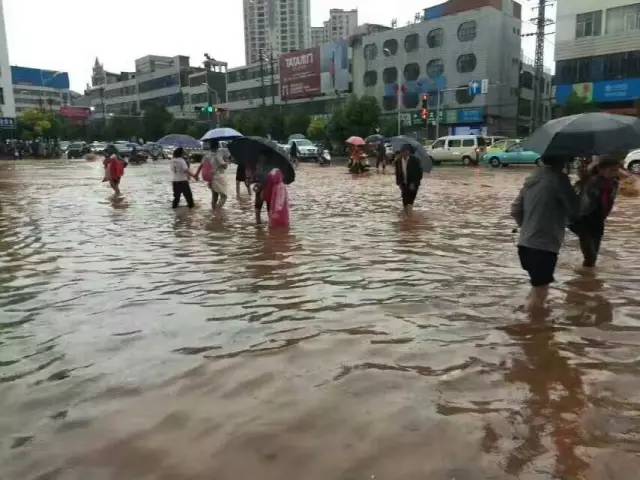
[243,0,311,64]
[555,0,640,112]
[311,8,359,47]
[0,0,15,119]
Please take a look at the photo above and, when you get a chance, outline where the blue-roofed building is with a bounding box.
[11,66,72,114]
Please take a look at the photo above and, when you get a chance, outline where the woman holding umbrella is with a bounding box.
[195,140,229,210]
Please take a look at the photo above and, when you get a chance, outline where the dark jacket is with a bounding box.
[511,167,580,253]
[570,175,619,234]
[395,155,423,188]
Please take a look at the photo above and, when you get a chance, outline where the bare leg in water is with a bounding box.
[526,285,549,312]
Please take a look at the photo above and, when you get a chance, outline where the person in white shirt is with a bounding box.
[195,140,229,209]
[171,147,196,209]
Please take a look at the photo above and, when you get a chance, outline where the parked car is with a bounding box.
[141,142,166,160]
[89,142,107,154]
[485,136,507,147]
[483,143,542,168]
[59,141,71,154]
[624,149,640,174]
[288,138,319,162]
[427,135,487,166]
[486,138,521,154]
[67,142,90,159]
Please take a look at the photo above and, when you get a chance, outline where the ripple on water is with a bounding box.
[0,161,639,479]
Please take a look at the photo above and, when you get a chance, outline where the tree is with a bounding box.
[327,95,381,143]
[143,104,174,141]
[17,110,56,139]
[307,117,328,140]
[284,112,311,139]
[563,91,599,116]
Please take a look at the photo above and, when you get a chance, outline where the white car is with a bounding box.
[624,149,640,174]
[288,139,319,162]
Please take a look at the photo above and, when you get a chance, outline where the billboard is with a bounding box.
[556,78,640,105]
[321,39,350,94]
[280,47,321,101]
[11,66,70,90]
[60,106,91,122]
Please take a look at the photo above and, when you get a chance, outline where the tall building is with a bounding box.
[555,0,640,114]
[0,0,15,119]
[243,0,311,64]
[311,8,359,47]
[85,55,227,120]
[11,67,71,115]
[352,0,524,137]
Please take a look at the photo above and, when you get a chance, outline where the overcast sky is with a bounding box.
[3,0,551,92]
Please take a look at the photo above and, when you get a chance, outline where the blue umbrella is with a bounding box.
[201,128,243,142]
[157,134,201,149]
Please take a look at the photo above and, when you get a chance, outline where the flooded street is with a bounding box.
[1,159,640,480]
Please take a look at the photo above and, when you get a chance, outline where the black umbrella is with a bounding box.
[390,136,433,173]
[522,113,640,158]
[365,134,384,144]
[228,137,295,184]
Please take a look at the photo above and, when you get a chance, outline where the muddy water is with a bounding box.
[0,159,639,480]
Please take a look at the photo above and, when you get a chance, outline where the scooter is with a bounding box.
[319,149,331,166]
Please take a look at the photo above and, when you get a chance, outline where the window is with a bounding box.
[364,43,378,60]
[383,96,398,111]
[364,70,378,87]
[404,63,420,81]
[606,3,640,34]
[427,28,444,48]
[456,85,474,104]
[462,139,475,147]
[427,59,444,78]
[431,139,445,149]
[404,33,420,52]
[519,98,532,117]
[457,54,477,73]
[382,39,398,56]
[520,71,533,89]
[458,21,477,41]
[383,67,398,84]
[576,11,602,38]
[0,88,4,106]
[448,139,462,148]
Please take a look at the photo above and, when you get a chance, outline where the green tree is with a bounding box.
[563,91,600,116]
[284,112,311,138]
[327,95,381,143]
[143,104,174,141]
[17,110,56,139]
[307,117,328,141]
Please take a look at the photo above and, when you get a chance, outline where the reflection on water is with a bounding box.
[1,160,640,479]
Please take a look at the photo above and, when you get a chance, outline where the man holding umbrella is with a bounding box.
[395,144,423,215]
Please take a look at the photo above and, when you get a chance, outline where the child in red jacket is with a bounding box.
[103,145,127,195]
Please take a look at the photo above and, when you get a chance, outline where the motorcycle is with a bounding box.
[319,149,331,166]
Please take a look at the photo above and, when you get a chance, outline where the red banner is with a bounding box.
[60,106,91,121]
[280,47,321,101]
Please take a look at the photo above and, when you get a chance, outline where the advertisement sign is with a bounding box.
[410,108,484,126]
[0,117,16,129]
[60,106,92,122]
[320,39,350,94]
[280,47,321,101]
[556,78,640,105]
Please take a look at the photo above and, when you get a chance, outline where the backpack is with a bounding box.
[201,158,213,183]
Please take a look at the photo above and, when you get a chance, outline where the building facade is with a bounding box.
[86,55,227,120]
[12,67,71,115]
[517,59,553,136]
[243,0,311,64]
[352,0,524,137]
[555,0,640,113]
[0,0,15,119]
[312,8,359,46]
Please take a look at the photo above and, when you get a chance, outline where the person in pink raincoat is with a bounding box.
[263,168,290,228]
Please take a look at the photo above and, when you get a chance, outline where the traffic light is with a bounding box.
[421,108,428,120]
[421,94,430,109]
[206,105,215,114]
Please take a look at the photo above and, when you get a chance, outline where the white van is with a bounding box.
[427,135,488,166]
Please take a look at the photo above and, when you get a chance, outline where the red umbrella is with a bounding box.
[346,136,365,146]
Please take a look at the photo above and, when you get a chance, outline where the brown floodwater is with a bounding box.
[1,159,639,480]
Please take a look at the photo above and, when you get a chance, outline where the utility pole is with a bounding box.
[259,48,266,107]
[270,51,276,106]
[530,0,554,130]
